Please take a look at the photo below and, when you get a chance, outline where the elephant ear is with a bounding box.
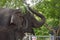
[26,6,46,28]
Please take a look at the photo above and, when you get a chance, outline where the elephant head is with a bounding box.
[8,6,45,40]
[8,6,46,40]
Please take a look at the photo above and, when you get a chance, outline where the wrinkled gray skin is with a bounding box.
[0,6,45,40]
[0,8,14,40]
[0,8,25,40]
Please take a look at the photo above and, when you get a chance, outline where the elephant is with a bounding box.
[0,5,45,40]
[0,8,28,40]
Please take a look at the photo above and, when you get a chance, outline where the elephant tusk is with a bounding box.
[10,15,14,24]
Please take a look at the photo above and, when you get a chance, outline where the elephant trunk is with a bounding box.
[27,6,46,27]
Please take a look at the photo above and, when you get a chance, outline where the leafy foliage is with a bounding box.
[34,0,60,35]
